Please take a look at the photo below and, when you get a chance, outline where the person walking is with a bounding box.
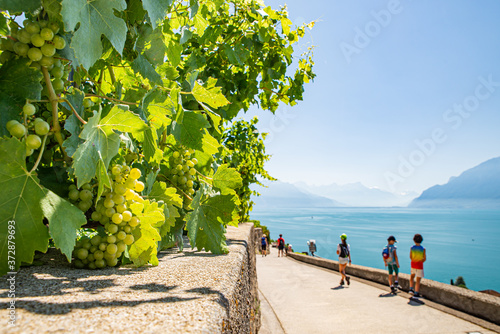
[261,234,268,257]
[308,240,317,256]
[384,235,400,293]
[409,234,426,298]
[277,234,285,257]
[337,233,351,286]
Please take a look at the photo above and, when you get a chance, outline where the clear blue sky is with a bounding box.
[240,0,500,194]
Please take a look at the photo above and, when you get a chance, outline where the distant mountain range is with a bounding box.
[409,157,500,208]
[252,181,343,209]
[295,182,417,207]
[251,157,500,209]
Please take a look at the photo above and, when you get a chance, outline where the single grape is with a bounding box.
[52,78,64,91]
[116,241,126,253]
[25,21,40,34]
[173,151,180,158]
[40,43,56,57]
[100,215,110,224]
[52,35,66,49]
[51,66,64,79]
[106,258,118,267]
[76,248,88,260]
[103,198,115,208]
[107,224,119,234]
[129,216,139,227]
[13,42,29,56]
[26,148,34,157]
[99,243,107,251]
[9,123,26,138]
[17,29,31,44]
[189,168,197,176]
[124,189,135,200]
[107,235,117,244]
[40,27,54,41]
[124,178,136,189]
[116,231,127,241]
[186,180,194,187]
[115,183,127,195]
[115,203,126,213]
[83,99,94,109]
[123,234,135,245]
[121,210,132,222]
[23,103,36,116]
[94,250,104,261]
[129,168,141,180]
[191,158,198,165]
[30,34,45,47]
[95,259,106,268]
[78,201,92,212]
[48,22,60,34]
[87,254,95,262]
[82,183,92,190]
[90,235,102,246]
[106,243,118,254]
[112,213,123,224]
[38,20,48,28]
[6,120,20,132]
[74,260,85,269]
[79,189,93,201]
[123,226,132,234]
[105,207,116,217]
[69,189,80,201]
[134,181,145,192]
[27,48,43,62]
[112,194,125,205]
[88,262,97,270]
[34,120,50,136]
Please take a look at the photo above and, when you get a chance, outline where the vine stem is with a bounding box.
[41,66,70,162]
[85,94,138,106]
[30,133,48,174]
[60,98,87,124]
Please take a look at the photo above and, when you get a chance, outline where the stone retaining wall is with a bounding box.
[0,223,260,333]
[288,252,500,325]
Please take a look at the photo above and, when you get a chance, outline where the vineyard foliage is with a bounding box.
[0,0,314,275]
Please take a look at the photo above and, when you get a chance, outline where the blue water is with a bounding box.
[251,207,500,292]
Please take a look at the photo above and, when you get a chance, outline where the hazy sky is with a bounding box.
[239,0,500,194]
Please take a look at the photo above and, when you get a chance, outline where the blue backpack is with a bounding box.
[382,246,390,260]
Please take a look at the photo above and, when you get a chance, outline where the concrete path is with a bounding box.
[257,254,494,334]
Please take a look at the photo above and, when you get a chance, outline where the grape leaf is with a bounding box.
[0,0,41,13]
[61,0,127,69]
[148,181,182,230]
[100,105,149,135]
[0,59,42,137]
[131,54,162,85]
[40,191,87,262]
[0,12,8,36]
[0,138,86,275]
[213,164,242,194]
[142,0,173,29]
[72,112,120,188]
[171,111,220,154]
[186,184,238,254]
[129,200,164,266]
[42,0,62,22]
[192,81,230,109]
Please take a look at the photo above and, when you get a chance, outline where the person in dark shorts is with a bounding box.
[261,234,268,257]
[384,235,400,293]
[277,234,285,257]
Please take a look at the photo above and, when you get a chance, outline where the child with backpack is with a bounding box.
[337,233,351,286]
[383,236,400,293]
[277,234,285,257]
[409,234,426,298]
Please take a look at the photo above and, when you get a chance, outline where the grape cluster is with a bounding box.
[5,101,51,156]
[72,164,145,269]
[73,234,124,269]
[68,183,94,212]
[0,17,69,95]
[168,148,198,208]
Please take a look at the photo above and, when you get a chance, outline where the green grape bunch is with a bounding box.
[168,148,198,209]
[68,182,94,212]
[72,234,122,269]
[0,17,69,95]
[5,101,51,157]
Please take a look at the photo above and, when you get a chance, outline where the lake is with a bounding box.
[251,207,500,292]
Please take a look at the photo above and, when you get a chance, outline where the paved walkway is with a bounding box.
[257,254,494,334]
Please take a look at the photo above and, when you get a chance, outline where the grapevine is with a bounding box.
[0,0,315,275]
